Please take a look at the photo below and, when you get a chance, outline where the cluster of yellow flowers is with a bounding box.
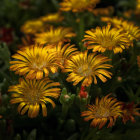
[101,17,140,46]
[20,12,75,46]
[8,0,140,129]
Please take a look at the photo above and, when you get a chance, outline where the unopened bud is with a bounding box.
[64,95,70,99]
[117,76,122,82]
[79,86,88,98]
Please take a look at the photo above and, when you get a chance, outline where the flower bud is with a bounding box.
[117,76,122,82]
[79,86,88,98]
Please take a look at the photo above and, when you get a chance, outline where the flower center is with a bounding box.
[46,34,63,44]
[31,54,47,70]
[24,88,41,104]
[101,38,115,48]
[72,0,90,9]
[95,107,110,118]
[32,61,46,70]
[77,64,92,76]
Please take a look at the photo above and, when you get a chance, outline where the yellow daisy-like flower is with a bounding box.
[101,17,140,42]
[21,19,46,34]
[59,0,100,12]
[9,78,61,118]
[101,17,123,27]
[83,24,130,53]
[10,44,58,79]
[120,21,140,41]
[40,12,64,23]
[64,51,112,86]
[137,56,140,68]
[47,42,79,68]
[35,26,76,45]
[81,94,122,129]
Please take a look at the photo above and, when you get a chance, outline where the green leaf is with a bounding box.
[14,134,21,140]
[0,43,10,71]
[67,133,79,140]
[27,129,37,140]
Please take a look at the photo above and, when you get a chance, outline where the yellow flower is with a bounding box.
[92,6,114,16]
[81,94,122,129]
[137,56,140,68]
[64,51,112,86]
[83,24,130,53]
[47,42,79,68]
[21,19,46,34]
[101,17,123,27]
[9,78,61,118]
[40,12,64,23]
[121,102,140,124]
[10,44,58,79]
[59,0,100,12]
[120,21,140,42]
[101,17,140,42]
[35,26,76,45]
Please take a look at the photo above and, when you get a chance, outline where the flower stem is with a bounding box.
[78,14,85,51]
[79,16,85,41]
[62,104,68,119]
